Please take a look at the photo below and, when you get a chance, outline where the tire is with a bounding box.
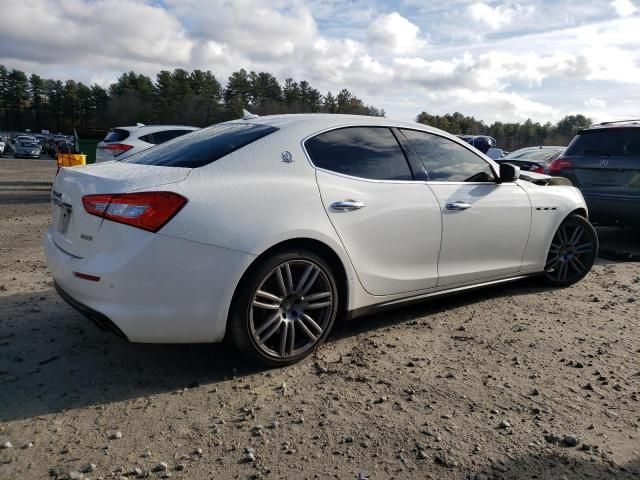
[543,214,598,286]
[228,249,339,367]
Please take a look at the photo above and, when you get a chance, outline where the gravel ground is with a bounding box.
[1,157,639,480]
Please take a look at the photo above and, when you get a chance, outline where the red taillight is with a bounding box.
[82,192,187,232]
[105,143,133,157]
[548,158,573,175]
[532,166,545,174]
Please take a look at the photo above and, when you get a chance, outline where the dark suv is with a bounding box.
[548,120,640,226]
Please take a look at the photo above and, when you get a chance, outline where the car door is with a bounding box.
[400,129,532,287]
[306,126,442,296]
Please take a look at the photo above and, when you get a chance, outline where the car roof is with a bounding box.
[510,146,565,151]
[231,113,501,170]
[233,113,457,137]
[583,119,640,132]
[116,125,199,133]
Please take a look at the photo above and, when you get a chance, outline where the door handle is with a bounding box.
[330,200,365,212]
[446,201,472,211]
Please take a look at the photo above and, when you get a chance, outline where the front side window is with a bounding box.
[305,127,413,181]
[124,123,278,168]
[401,129,495,182]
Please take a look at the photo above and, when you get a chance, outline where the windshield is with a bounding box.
[19,141,37,147]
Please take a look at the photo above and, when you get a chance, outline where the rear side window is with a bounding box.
[401,129,495,182]
[139,130,194,145]
[138,133,154,144]
[305,127,413,181]
[124,123,278,168]
[104,129,130,143]
[566,128,640,156]
[151,129,195,144]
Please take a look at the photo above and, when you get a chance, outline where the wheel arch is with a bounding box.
[226,237,351,337]
[569,207,588,219]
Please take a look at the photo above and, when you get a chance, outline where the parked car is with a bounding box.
[95,124,199,162]
[457,135,496,153]
[45,114,597,366]
[14,138,41,158]
[16,134,36,143]
[0,139,5,156]
[55,141,73,155]
[548,120,640,226]
[498,146,565,174]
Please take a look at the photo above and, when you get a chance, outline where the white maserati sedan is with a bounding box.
[44,114,598,366]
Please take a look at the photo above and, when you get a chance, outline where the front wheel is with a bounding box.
[543,214,598,286]
[228,250,339,367]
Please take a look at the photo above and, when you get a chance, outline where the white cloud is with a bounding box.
[169,0,319,63]
[440,89,557,120]
[0,0,193,68]
[367,12,427,54]
[585,98,607,108]
[467,2,533,30]
[581,46,640,82]
[0,0,639,124]
[611,0,637,17]
[394,50,599,93]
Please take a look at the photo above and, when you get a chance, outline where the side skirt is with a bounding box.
[346,273,539,320]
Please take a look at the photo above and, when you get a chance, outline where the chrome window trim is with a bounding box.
[301,123,501,184]
[300,124,424,184]
[397,127,500,181]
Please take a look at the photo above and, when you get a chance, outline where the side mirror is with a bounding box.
[499,163,520,183]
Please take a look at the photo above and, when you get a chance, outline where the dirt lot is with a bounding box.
[1,157,639,480]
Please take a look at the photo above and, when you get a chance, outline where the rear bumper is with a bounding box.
[583,194,640,225]
[44,227,255,343]
[54,281,126,338]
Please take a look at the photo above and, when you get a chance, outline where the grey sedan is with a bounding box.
[15,139,41,159]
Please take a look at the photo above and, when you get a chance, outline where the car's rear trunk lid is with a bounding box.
[50,162,189,258]
[572,156,640,198]
[566,128,640,198]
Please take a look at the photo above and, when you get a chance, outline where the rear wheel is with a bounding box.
[543,214,598,286]
[229,250,339,367]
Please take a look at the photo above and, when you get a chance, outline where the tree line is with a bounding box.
[416,111,593,151]
[0,63,594,150]
[0,66,384,134]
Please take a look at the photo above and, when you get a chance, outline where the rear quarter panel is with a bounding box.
[159,128,357,281]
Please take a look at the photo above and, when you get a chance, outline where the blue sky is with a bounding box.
[1,0,639,123]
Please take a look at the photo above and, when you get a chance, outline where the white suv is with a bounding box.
[96,124,199,162]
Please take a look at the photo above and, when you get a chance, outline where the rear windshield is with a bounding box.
[104,129,130,143]
[566,128,640,156]
[124,123,278,168]
[504,149,562,161]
